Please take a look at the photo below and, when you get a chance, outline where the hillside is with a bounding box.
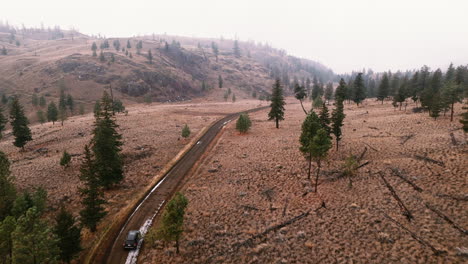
[0,26,334,122]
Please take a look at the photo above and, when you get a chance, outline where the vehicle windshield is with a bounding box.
[126,232,137,241]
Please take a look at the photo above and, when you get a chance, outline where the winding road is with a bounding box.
[102,105,269,264]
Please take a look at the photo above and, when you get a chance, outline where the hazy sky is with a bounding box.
[1,0,467,74]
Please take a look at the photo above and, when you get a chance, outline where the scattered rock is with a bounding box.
[304,241,314,248]
[208,168,219,173]
[238,192,247,197]
[297,231,306,239]
[349,203,360,209]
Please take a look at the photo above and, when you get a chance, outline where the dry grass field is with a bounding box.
[139,99,467,264]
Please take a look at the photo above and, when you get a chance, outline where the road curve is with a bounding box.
[102,105,269,264]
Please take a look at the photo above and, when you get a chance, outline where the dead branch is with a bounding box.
[241,205,260,211]
[382,212,446,255]
[378,172,413,221]
[413,155,445,167]
[368,126,379,130]
[363,142,378,152]
[389,168,423,192]
[401,134,415,145]
[357,147,368,162]
[425,203,467,235]
[233,203,326,249]
[436,193,468,202]
[449,132,457,146]
[356,161,371,170]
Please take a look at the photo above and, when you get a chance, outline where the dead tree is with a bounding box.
[378,172,413,221]
[389,168,423,192]
[425,203,467,235]
[382,212,446,256]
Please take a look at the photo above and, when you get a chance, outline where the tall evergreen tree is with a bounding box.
[0,107,7,139]
[233,40,241,58]
[211,42,219,62]
[37,110,46,124]
[377,73,390,104]
[12,207,60,264]
[294,83,308,114]
[394,76,409,110]
[126,39,131,49]
[331,99,345,151]
[9,98,32,150]
[311,77,321,100]
[156,192,188,254]
[147,49,153,64]
[324,82,333,105]
[91,42,97,57]
[299,112,321,180]
[54,207,81,263]
[31,94,39,107]
[47,102,58,124]
[442,81,463,122]
[66,94,74,115]
[91,92,124,188]
[334,79,347,103]
[39,96,46,107]
[218,75,223,88]
[0,151,15,221]
[352,73,366,106]
[268,79,286,128]
[460,101,468,133]
[79,146,106,232]
[99,50,105,62]
[318,103,331,137]
[0,216,16,264]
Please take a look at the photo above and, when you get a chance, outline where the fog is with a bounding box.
[1,0,467,73]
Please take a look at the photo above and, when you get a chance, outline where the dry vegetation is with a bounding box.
[139,99,467,263]
[0,99,266,257]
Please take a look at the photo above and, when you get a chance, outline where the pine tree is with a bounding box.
[233,40,241,58]
[79,146,106,232]
[9,98,32,150]
[211,42,219,62]
[39,96,46,107]
[66,94,74,115]
[236,113,252,133]
[460,101,468,133]
[91,92,124,188]
[294,83,308,114]
[1,46,7,55]
[60,151,71,168]
[37,110,46,124]
[99,50,105,62]
[156,192,188,254]
[112,40,120,51]
[331,101,345,151]
[377,73,390,104]
[1,94,8,104]
[136,40,142,55]
[218,75,223,88]
[319,103,331,137]
[334,79,347,103]
[47,102,58,124]
[0,107,7,139]
[268,79,286,128]
[299,112,321,181]
[126,39,131,49]
[324,83,333,105]
[54,207,81,263]
[353,73,366,106]
[312,96,323,109]
[442,81,463,122]
[181,124,190,138]
[91,42,97,57]
[232,93,236,103]
[427,69,443,119]
[12,207,60,264]
[32,94,39,107]
[0,216,16,263]
[148,49,153,64]
[394,76,409,110]
[311,77,321,100]
[0,151,15,221]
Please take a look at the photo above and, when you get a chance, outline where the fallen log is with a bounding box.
[449,132,457,146]
[436,193,468,202]
[233,203,326,249]
[389,167,423,192]
[425,203,467,235]
[357,147,368,162]
[382,212,446,255]
[356,161,371,170]
[401,134,415,145]
[413,155,445,167]
[378,172,413,221]
[241,205,260,211]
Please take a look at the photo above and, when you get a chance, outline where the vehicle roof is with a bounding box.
[126,230,139,240]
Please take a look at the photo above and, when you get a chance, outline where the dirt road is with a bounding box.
[101,106,269,264]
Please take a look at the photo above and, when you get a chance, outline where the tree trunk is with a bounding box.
[307,155,312,180]
[336,138,339,151]
[450,103,454,122]
[299,100,308,115]
[275,118,279,129]
[314,160,321,192]
[176,239,180,254]
[381,99,384,104]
